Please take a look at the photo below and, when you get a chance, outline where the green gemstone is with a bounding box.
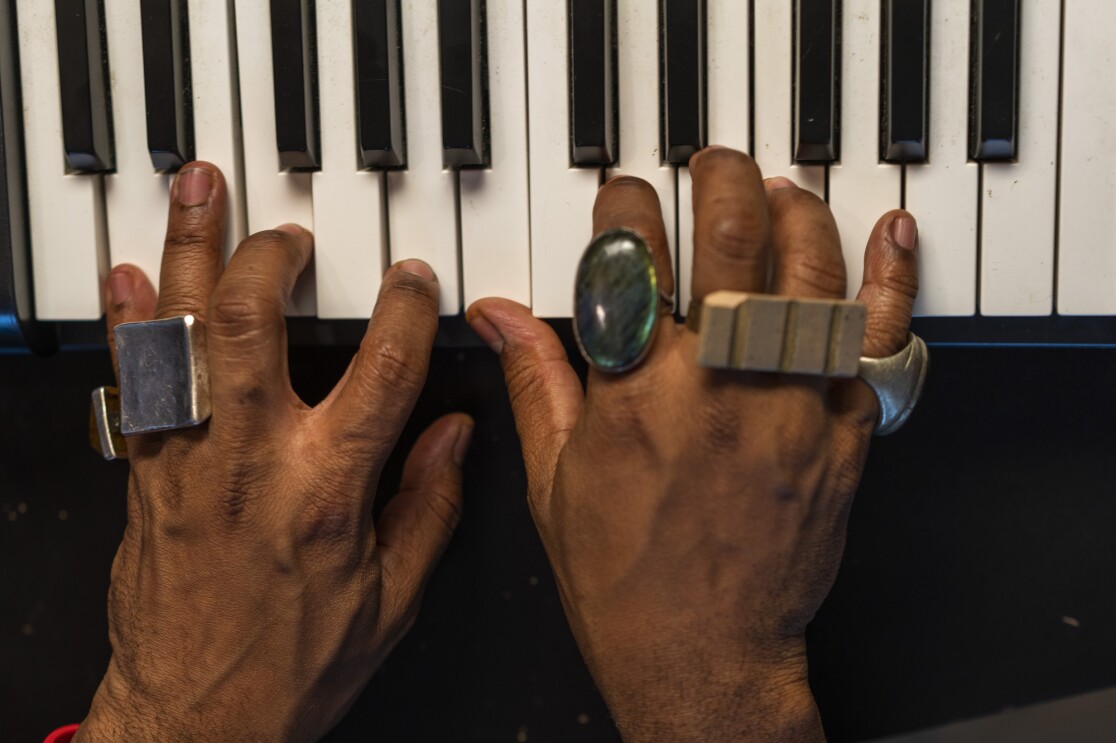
[573,229,660,372]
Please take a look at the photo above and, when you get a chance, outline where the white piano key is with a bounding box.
[103,0,172,286]
[827,0,901,298]
[526,1,600,317]
[751,0,825,198]
[233,0,316,315]
[16,0,108,320]
[386,0,460,315]
[190,0,248,262]
[311,0,386,319]
[980,0,1059,316]
[678,0,751,316]
[1058,0,1116,315]
[459,0,530,308]
[905,0,978,316]
[609,0,676,303]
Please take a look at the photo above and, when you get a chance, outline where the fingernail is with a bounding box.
[468,312,504,355]
[452,422,474,467]
[892,215,918,251]
[176,168,212,207]
[395,259,436,282]
[108,269,133,306]
[765,176,797,192]
[275,223,304,236]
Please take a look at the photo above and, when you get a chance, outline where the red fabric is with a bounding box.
[43,725,79,743]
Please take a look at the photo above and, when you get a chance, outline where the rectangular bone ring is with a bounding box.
[115,315,211,435]
[695,291,866,377]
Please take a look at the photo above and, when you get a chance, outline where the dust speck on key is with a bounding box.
[528,575,539,586]
[1062,615,1081,628]
[17,502,27,514]
[516,724,528,742]
[21,623,34,636]
[577,713,590,725]
[58,510,68,521]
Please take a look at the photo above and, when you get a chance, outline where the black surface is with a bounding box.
[53,0,114,172]
[881,0,929,163]
[139,0,194,172]
[0,0,54,356]
[969,0,1020,161]
[3,342,1116,742]
[354,0,405,169]
[270,0,320,171]
[437,0,488,169]
[568,0,617,167]
[660,0,705,165]
[793,0,839,163]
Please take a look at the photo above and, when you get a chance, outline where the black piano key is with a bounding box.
[970,0,1020,161]
[1,0,54,353]
[881,0,929,162]
[437,0,488,168]
[270,0,319,170]
[661,0,706,165]
[568,0,616,166]
[793,0,839,163]
[54,0,115,172]
[140,0,194,172]
[354,0,405,169]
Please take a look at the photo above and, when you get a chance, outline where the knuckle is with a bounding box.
[705,209,766,262]
[879,270,920,301]
[163,228,212,256]
[789,253,847,296]
[362,339,427,393]
[423,485,463,536]
[210,282,284,337]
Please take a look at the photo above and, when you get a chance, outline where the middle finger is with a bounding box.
[155,161,228,321]
[688,146,771,302]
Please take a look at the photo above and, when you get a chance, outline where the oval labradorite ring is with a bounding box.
[573,229,670,373]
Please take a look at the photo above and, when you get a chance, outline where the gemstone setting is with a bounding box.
[573,229,660,372]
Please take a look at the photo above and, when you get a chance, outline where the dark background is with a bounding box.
[2,341,1115,742]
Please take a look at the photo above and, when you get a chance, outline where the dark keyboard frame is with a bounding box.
[2,314,1114,356]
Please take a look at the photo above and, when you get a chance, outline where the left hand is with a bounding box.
[77,162,472,742]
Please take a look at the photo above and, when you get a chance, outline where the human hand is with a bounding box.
[466,147,919,742]
[77,163,472,742]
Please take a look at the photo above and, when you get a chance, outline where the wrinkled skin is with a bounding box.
[467,147,919,742]
[76,163,472,742]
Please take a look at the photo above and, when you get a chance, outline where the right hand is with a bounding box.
[467,146,920,742]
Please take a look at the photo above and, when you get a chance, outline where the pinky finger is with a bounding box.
[854,210,919,359]
[105,264,158,384]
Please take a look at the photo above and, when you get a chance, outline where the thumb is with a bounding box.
[376,413,472,620]
[466,298,583,513]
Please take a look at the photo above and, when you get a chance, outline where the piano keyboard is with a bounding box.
[2,0,1115,354]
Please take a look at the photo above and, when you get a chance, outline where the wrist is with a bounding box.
[589,631,824,743]
[612,671,824,743]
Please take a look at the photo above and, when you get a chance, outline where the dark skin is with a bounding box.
[77,146,918,742]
